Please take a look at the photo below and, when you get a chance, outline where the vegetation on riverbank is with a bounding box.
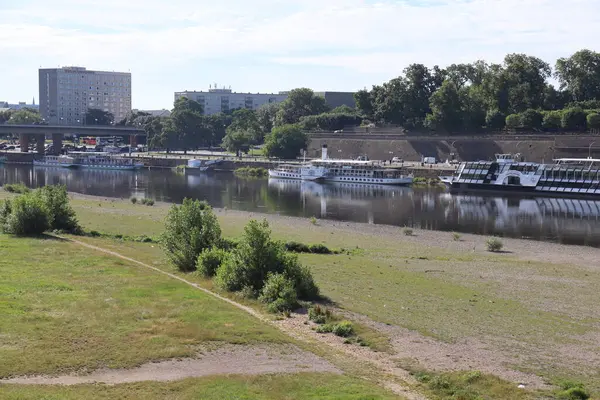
[234,166,268,177]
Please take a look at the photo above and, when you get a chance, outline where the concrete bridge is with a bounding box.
[0,124,146,154]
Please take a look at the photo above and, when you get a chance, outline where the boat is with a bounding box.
[440,153,600,198]
[268,145,413,185]
[73,153,144,170]
[33,155,78,168]
[184,158,223,173]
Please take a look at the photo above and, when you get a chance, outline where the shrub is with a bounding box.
[308,305,330,324]
[485,109,505,130]
[586,113,600,130]
[542,111,562,130]
[561,107,587,131]
[0,195,49,236]
[520,109,543,130]
[214,219,319,300]
[309,243,331,254]
[130,197,137,204]
[258,273,298,313]
[234,167,268,177]
[557,388,590,400]
[140,198,148,205]
[315,323,335,333]
[310,216,317,225]
[196,247,228,278]
[452,232,461,241]
[145,199,155,206]
[89,230,101,237]
[505,113,521,129]
[37,185,81,233]
[332,321,354,337]
[218,237,239,250]
[161,198,222,272]
[285,241,310,253]
[486,237,503,252]
[3,183,30,194]
[403,227,413,236]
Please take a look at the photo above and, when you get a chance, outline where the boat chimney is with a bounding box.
[322,145,328,160]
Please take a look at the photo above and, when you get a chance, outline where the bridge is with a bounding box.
[0,124,146,154]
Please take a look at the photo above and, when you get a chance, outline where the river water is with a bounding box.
[1,165,599,247]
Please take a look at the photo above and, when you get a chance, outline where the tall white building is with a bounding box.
[174,87,288,115]
[39,66,132,125]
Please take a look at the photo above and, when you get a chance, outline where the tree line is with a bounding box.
[354,49,600,133]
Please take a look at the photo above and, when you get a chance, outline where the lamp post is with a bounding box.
[589,141,595,159]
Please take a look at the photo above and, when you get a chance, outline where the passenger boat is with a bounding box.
[268,145,413,185]
[33,155,77,168]
[73,153,144,170]
[440,154,600,198]
[184,158,223,173]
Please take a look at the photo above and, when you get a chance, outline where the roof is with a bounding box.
[312,159,376,165]
[554,158,600,162]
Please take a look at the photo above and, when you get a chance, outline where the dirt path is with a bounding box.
[3,344,339,385]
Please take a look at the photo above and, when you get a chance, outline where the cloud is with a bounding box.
[1,0,599,107]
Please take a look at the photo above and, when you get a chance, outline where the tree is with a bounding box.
[505,114,522,129]
[354,89,374,119]
[556,49,600,102]
[85,108,114,125]
[459,86,487,131]
[587,113,600,130]
[274,88,329,126]
[203,113,231,146]
[485,109,506,130]
[228,108,263,144]
[263,124,308,159]
[257,103,280,134]
[0,110,12,124]
[561,108,588,131]
[7,109,41,125]
[425,80,463,132]
[168,98,208,150]
[299,112,361,132]
[221,130,251,154]
[0,194,49,236]
[161,199,221,272]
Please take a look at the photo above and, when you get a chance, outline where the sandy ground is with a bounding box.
[2,344,339,385]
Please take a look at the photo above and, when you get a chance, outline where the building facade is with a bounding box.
[39,66,131,125]
[174,87,288,115]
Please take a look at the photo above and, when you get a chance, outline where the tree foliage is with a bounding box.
[85,108,114,125]
[263,124,308,159]
[7,109,42,125]
[274,88,329,126]
[161,199,222,272]
[556,49,600,102]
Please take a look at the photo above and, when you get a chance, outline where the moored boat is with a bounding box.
[184,158,223,173]
[33,155,77,168]
[73,153,144,170]
[440,153,600,198]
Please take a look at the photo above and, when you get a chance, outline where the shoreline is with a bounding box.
[67,191,600,268]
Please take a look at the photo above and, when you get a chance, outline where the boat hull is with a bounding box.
[446,182,600,199]
[33,161,77,168]
[268,169,409,184]
[77,164,143,170]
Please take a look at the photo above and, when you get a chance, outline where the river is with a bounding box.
[1,165,599,247]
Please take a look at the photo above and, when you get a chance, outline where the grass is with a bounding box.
[0,373,403,399]
[7,193,598,396]
[0,234,287,378]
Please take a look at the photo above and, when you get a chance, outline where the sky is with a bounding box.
[2,0,599,110]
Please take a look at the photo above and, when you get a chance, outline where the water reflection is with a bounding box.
[1,165,599,246]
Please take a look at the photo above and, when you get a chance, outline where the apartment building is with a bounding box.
[39,66,131,125]
[174,87,288,115]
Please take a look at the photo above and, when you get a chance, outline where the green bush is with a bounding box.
[161,198,222,272]
[505,113,521,129]
[308,243,331,254]
[561,107,588,131]
[520,109,543,130]
[485,109,505,130]
[586,113,600,129]
[214,219,319,300]
[0,195,49,236]
[308,305,330,324]
[285,241,311,253]
[3,183,30,194]
[332,320,354,337]
[315,323,335,333]
[557,381,590,400]
[196,247,228,278]
[145,199,155,206]
[218,237,239,250]
[130,197,137,204]
[37,185,81,233]
[543,111,563,130]
[403,227,413,236]
[234,167,268,177]
[486,237,504,252]
[258,273,298,313]
[452,232,461,241]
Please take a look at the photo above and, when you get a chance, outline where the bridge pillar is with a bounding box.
[36,134,45,154]
[52,134,63,155]
[19,134,30,152]
[129,135,137,148]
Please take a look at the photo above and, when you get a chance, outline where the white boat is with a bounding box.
[440,153,600,198]
[33,155,77,168]
[73,153,144,170]
[268,145,412,185]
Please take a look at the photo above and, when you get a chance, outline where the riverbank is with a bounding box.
[55,192,600,395]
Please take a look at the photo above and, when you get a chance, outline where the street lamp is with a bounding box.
[589,141,595,159]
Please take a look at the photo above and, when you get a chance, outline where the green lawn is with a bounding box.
[0,373,402,400]
[0,235,287,378]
